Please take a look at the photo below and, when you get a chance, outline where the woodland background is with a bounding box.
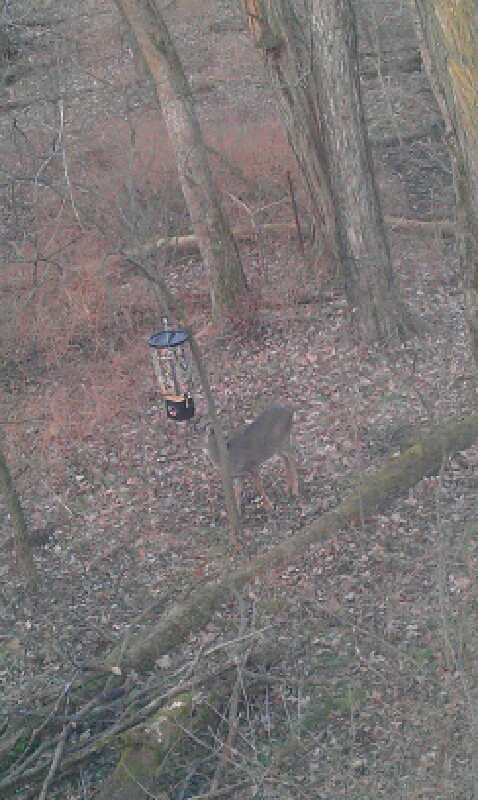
[0,0,477,798]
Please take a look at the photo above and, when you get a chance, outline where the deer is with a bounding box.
[204,406,298,513]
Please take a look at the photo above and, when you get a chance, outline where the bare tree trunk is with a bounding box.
[410,0,478,364]
[245,0,420,343]
[310,0,420,342]
[114,0,248,326]
[0,433,38,591]
[244,0,340,270]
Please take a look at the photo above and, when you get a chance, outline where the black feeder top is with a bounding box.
[149,330,189,349]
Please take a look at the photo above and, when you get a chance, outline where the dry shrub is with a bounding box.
[23,341,150,474]
[10,259,158,368]
[111,277,157,333]
[180,286,211,319]
[62,261,110,350]
[31,384,73,472]
[210,117,294,192]
[7,259,111,366]
[85,344,148,430]
[227,285,263,340]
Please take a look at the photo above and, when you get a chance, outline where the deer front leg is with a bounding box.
[289,456,299,495]
[233,478,242,513]
[251,467,273,510]
[284,456,298,496]
[284,457,292,494]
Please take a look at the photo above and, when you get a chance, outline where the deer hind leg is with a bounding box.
[285,455,298,496]
[284,456,292,494]
[250,467,273,510]
[233,478,242,513]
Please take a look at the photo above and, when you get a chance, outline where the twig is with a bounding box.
[173,720,253,780]
[58,97,82,227]
[202,625,272,658]
[210,591,248,791]
[7,678,75,774]
[286,170,305,255]
[38,722,72,800]
[118,758,169,799]
[183,779,252,800]
[40,477,74,517]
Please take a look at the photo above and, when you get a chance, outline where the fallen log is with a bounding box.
[125,216,455,259]
[3,413,477,797]
[119,412,478,675]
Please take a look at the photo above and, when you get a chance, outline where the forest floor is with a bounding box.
[0,0,477,798]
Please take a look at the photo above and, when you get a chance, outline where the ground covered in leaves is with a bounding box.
[0,0,477,798]
[2,230,477,798]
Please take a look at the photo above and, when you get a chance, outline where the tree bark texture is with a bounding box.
[245,0,419,342]
[244,0,340,269]
[410,0,478,364]
[0,437,38,590]
[310,0,420,341]
[114,0,248,324]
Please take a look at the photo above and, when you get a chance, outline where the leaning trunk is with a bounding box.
[115,0,248,325]
[411,0,478,364]
[0,436,38,590]
[244,0,339,269]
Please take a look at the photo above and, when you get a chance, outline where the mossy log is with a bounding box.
[119,413,478,674]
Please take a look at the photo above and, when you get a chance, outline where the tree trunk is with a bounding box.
[244,0,340,270]
[0,434,38,591]
[410,0,478,364]
[311,0,421,341]
[245,0,420,343]
[114,0,248,326]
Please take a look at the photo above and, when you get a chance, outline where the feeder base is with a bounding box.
[165,395,195,422]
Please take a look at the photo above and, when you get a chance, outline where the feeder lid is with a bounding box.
[149,329,189,348]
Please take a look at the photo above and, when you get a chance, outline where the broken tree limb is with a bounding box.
[125,217,456,259]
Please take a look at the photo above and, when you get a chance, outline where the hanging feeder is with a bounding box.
[149,320,195,422]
